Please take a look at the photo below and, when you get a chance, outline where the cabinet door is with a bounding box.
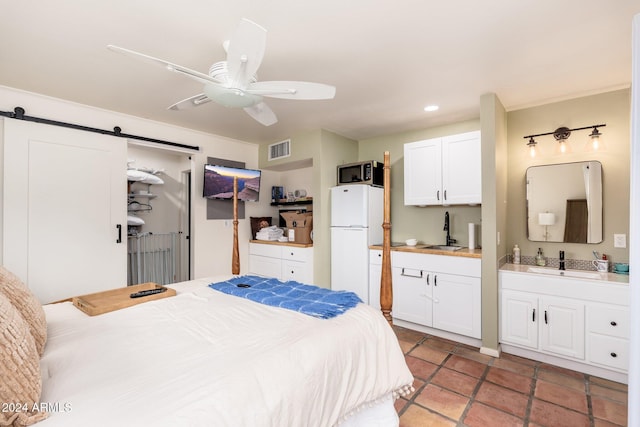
[368,250,382,310]
[433,273,481,338]
[540,296,585,360]
[282,259,312,284]
[500,290,539,349]
[441,131,481,205]
[4,119,127,304]
[392,266,432,325]
[249,254,282,279]
[404,138,442,206]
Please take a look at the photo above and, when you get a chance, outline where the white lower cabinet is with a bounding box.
[393,266,433,326]
[368,250,382,310]
[432,272,481,338]
[501,290,584,360]
[389,251,481,339]
[249,242,313,283]
[499,269,629,381]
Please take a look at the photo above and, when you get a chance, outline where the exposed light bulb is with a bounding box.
[527,137,537,158]
[589,127,603,152]
[559,141,567,154]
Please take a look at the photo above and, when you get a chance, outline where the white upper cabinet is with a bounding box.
[404,138,442,205]
[404,131,481,206]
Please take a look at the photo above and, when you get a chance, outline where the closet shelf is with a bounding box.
[128,193,157,199]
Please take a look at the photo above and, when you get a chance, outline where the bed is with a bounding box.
[2,152,411,426]
[1,274,412,427]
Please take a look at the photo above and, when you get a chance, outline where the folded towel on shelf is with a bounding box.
[256,226,284,241]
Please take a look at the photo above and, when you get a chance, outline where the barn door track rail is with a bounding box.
[0,107,200,152]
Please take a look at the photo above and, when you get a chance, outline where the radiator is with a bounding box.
[127,232,182,286]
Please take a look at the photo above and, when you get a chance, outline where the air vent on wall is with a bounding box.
[268,139,291,161]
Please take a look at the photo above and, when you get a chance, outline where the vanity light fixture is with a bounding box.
[587,126,605,152]
[523,123,606,156]
[527,137,537,158]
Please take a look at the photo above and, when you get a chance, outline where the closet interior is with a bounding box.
[126,144,192,286]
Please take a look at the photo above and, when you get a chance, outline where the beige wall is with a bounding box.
[506,89,631,264]
[259,129,359,286]
[479,93,508,353]
[358,120,482,245]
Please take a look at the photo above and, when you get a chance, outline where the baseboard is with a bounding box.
[480,345,501,358]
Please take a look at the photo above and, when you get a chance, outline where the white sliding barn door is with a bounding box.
[3,119,127,303]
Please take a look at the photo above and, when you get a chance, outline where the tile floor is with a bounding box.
[393,326,628,426]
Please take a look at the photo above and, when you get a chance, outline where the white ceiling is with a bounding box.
[2,1,639,144]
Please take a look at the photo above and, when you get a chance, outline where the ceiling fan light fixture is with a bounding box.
[203,84,262,108]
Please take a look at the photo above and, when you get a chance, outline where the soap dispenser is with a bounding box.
[535,248,546,266]
[513,244,521,264]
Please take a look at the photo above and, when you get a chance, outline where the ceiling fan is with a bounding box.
[107,19,336,126]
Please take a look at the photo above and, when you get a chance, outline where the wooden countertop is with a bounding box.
[250,239,313,248]
[368,244,482,259]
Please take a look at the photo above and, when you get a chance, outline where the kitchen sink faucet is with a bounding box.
[444,211,456,246]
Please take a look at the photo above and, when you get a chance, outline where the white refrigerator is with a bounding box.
[330,184,384,304]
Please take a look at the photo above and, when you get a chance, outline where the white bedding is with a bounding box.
[38,277,413,426]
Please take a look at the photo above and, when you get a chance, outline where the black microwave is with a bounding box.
[337,160,383,186]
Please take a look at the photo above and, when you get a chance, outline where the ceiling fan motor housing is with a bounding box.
[205,61,261,108]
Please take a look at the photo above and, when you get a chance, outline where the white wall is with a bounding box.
[0,85,266,281]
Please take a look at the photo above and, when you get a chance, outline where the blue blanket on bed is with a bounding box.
[209,275,362,319]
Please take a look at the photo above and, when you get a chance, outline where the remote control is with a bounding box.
[130,288,167,298]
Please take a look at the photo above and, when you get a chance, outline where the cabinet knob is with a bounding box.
[611,352,617,358]
[290,252,294,256]
[610,321,617,326]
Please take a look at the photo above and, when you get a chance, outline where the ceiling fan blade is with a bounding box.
[226,19,267,89]
[107,45,222,86]
[247,81,336,100]
[168,94,211,110]
[243,102,277,126]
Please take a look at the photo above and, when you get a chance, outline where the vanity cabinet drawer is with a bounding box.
[249,242,282,258]
[587,305,629,338]
[282,246,312,263]
[588,334,629,371]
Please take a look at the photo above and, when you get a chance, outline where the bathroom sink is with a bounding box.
[423,245,463,251]
[526,267,602,279]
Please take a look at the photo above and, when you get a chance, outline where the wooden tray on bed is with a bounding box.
[72,282,176,316]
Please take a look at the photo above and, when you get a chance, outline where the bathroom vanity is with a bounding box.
[499,264,629,383]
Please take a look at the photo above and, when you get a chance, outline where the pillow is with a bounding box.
[0,267,47,356]
[250,217,272,240]
[0,292,48,426]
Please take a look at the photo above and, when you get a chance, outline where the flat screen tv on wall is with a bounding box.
[203,164,261,202]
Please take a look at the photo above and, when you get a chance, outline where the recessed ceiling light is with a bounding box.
[424,105,439,112]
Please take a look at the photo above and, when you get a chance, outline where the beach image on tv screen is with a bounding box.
[204,165,261,201]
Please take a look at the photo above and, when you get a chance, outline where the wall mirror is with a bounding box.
[526,161,603,243]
